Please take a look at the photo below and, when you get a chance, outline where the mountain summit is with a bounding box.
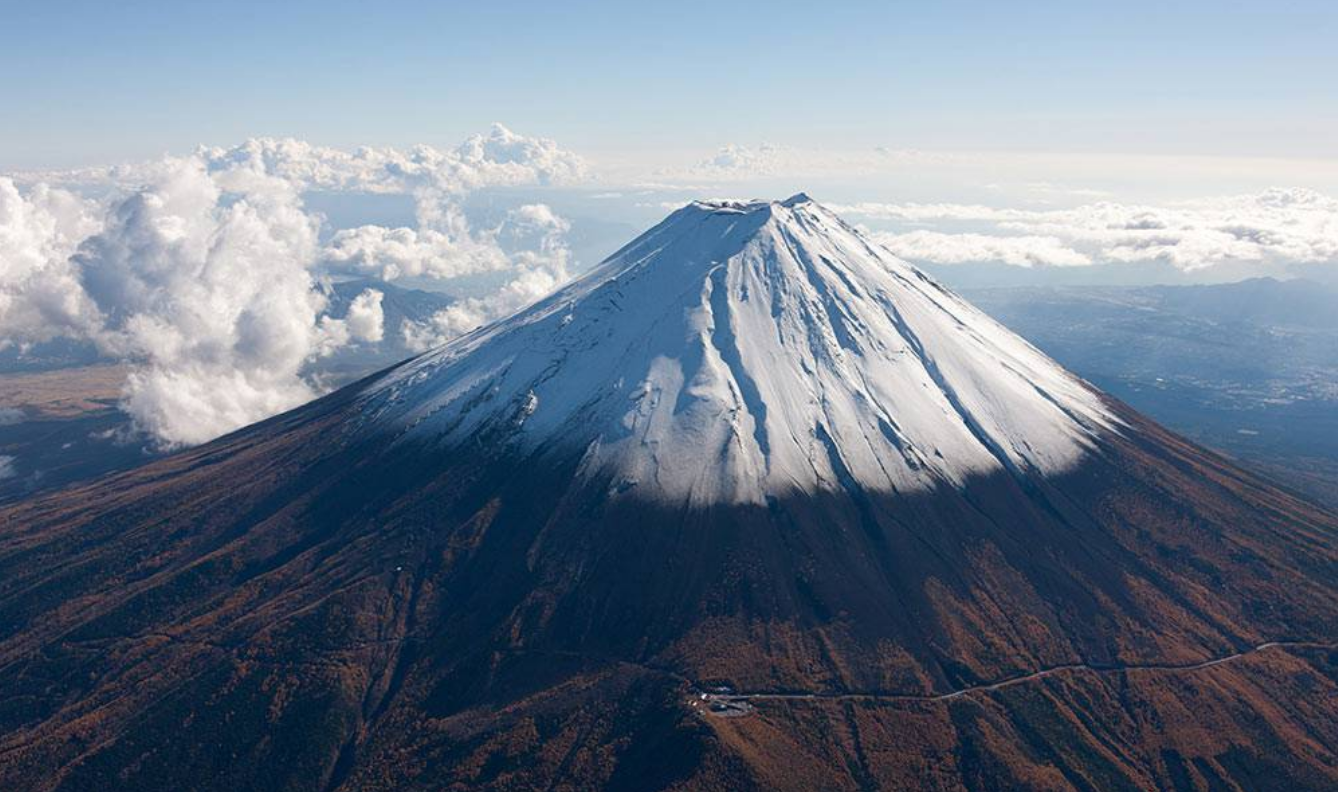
[358,195,1114,504]
[1,198,1336,791]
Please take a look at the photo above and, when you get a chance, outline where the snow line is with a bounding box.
[689,640,1336,711]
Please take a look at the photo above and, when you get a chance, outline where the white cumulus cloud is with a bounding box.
[839,188,1338,272]
[872,230,1091,268]
[72,158,348,447]
[343,288,385,344]
[0,125,589,448]
[322,209,510,281]
[0,178,104,347]
[402,204,572,351]
[195,123,588,196]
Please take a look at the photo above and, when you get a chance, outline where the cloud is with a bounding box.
[1017,182,1113,201]
[871,230,1091,268]
[309,128,589,349]
[195,123,588,195]
[0,408,22,425]
[621,143,972,187]
[322,198,580,354]
[692,143,786,179]
[838,188,1338,271]
[343,288,385,344]
[0,125,588,448]
[3,157,392,449]
[11,123,588,200]
[0,178,104,347]
[0,455,14,481]
[71,158,350,448]
[311,287,385,355]
[295,126,592,347]
[323,210,510,281]
[402,204,571,351]
[830,201,1037,223]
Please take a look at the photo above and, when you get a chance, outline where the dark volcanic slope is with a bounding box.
[1,384,1335,791]
[1,198,1336,791]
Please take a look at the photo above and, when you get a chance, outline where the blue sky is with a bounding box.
[3,0,1335,169]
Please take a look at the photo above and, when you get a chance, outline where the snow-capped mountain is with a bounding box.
[1,197,1335,791]
[359,194,1116,504]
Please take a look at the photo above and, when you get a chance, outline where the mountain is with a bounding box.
[1,196,1335,791]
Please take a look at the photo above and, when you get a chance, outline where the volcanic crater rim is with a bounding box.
[689,193,814,214]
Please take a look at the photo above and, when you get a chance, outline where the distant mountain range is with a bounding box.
[964,278,1338,506]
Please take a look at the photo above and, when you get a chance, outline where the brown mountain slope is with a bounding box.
[0,384,1334,791]
[1,198,1336,790]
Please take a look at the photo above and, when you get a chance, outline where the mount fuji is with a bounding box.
[1,196,1335,791]
[358,194,1114,503]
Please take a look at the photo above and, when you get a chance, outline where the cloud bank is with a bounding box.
[68,158,380,447]
[692,143,787,179]
[840,188,1338,271]
[874,230,1092,268]
[0,125,586,448]
[400,203,573,351]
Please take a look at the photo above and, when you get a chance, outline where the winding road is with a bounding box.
[692,640,1335,715]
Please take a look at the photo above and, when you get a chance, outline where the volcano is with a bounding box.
[1,196,1335,791]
